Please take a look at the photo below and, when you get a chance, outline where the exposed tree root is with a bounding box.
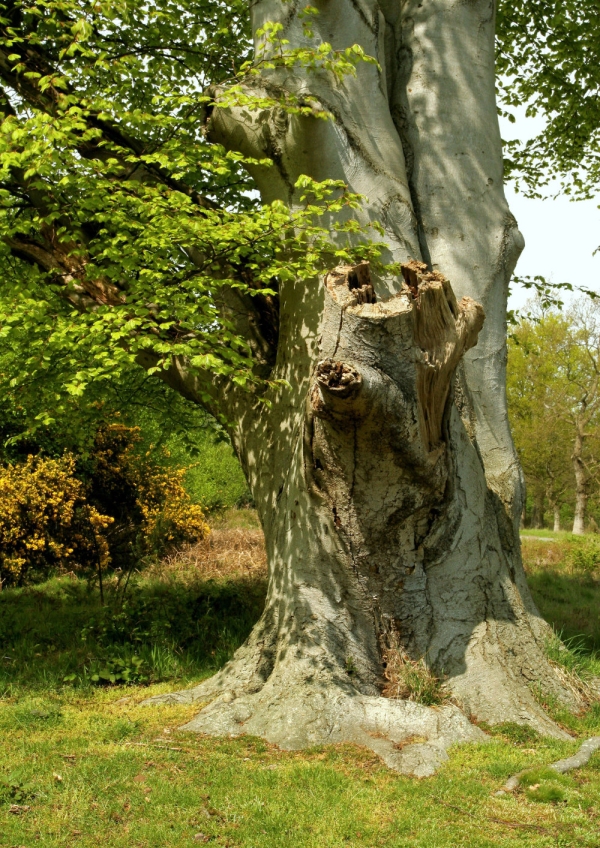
[144,680,485,777]
[498,736,600,794]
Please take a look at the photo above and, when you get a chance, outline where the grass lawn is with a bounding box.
[522,535,600,651]
[520,529,574,540]
[1,517,600,847]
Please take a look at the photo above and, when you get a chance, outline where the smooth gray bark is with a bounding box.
[145,0,585,773]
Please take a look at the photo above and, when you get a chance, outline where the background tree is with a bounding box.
[508,302,600,534]
[560,301,600,534]
[508,313,575,530]
[0,0,593,774]
[497,0,600,532]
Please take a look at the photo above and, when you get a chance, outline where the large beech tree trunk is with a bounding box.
[146,0,583,774]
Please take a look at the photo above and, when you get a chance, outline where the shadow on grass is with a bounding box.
[0,574,266,696]
[527,568,600,651]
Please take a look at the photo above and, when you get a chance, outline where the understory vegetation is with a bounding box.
[1,521,600,847]
[522,535,600,655]
[0,510,265,694]
[0,392,250,590]
[0,424,209,589]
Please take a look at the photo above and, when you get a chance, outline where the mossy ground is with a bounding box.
[1,523,599,847]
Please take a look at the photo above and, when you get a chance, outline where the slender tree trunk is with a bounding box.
[553,504,561,533]
[146,0,582,774]
[532,489,545,530]
[572,428,587,535]
[545,470,563,534]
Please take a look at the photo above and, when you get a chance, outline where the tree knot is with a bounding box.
[316,359,362,397]
[310,359,363,420]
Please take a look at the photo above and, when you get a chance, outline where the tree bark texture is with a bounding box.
[146,0,585,774]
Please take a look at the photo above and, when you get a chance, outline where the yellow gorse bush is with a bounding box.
[0,425,209,588]
[88,424,209,563]
[138,465,209,554]
[0,455,112,586]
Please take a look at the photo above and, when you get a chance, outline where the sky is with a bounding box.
[500,113,600,313]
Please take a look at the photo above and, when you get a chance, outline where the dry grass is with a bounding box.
[147,508,267,582]
[381,629,449,706]
[521,539,567,572]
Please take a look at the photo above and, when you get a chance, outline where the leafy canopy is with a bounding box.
[2,0,598,429]
[496,1,600,310]
[0,0,384,423]
[497,0,600,202]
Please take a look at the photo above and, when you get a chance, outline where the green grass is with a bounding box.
[1,693,599,847]
[1,532,600,846]
[522,535,600,651]
[211,507,262,531]
[0,573,265,696]
[520,528,573,540]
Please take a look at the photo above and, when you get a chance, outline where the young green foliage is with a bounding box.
[0,0,387,412]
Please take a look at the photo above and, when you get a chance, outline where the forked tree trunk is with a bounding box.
[146,0,584,774]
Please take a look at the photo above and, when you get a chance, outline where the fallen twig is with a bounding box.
[124,741,186,752]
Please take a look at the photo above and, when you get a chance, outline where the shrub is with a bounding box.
[566,535,600,573]
[0,425,208,588]
[87,654,147,686]
[84,424,209,569]
[0,455,112,587]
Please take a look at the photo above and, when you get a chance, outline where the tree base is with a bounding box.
[143,624,582,776]
[142,260,589,775]
[144,678,485,777]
